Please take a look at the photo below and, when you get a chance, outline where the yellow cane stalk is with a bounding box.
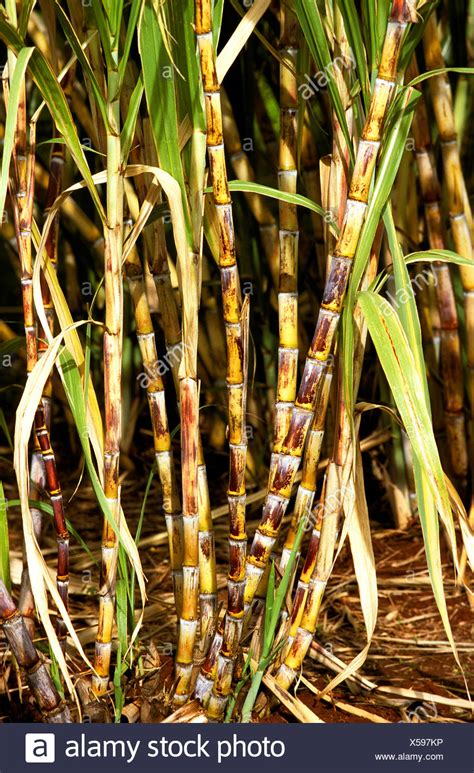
[409,65,468,483]
[301,120,325,263]
[141,118,183,390]
[276,458,341,688]
[423,14,474,431]
[279,368,333,574]
[5,54,70,646]
[273,2,300,454]
[194,0,417,718]
[422,10,474,581]
[92,58,124,696]
[221,87,279,276]
[125,240,184,618]
[280,10,353,574]
[276,231,382,688]
[244,0,416,614]
[174,377,200,704]
[195,0,250,719]
[139,119,218,638]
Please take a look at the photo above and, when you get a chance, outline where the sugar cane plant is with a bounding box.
[0,0,473,725]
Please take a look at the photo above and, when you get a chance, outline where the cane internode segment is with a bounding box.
[174,377,200,705]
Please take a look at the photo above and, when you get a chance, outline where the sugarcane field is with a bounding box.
[0,0,474,731]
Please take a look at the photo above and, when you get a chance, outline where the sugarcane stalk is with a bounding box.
[195,0,250,718]
[275,224,383,689]
[140,118,183,391]
[221,86,279,276]
[409,64,468,484]
[0,581,71,722]
[243,0,416,610]
[194,618,224,703]
[423,14,474,393]
[195,1,416,715]
[33,404,69,648]
[22,3,74,623]
[275,366,359,689]
[278,367,333,575]
[124,237,184,619]
[4,65,41,635]
[139,118,218,631]
[92,53,124,696]
[196,439,218,652]
[273,2,300,456]
[18,449,44,635]
[422,11,474,582]
[137,109,218,684]
[173,145,214,708]
[325,7,353,264]
[34,138,65,415]
[301,119,325,265]
[4,62,70,647]
[279,9,353,576]
[381,243,417,522]
[275,454,341,689]
[173,376,200,705]
[279,494,324,659]
[205,299,249,717]
[32,138,68,645]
